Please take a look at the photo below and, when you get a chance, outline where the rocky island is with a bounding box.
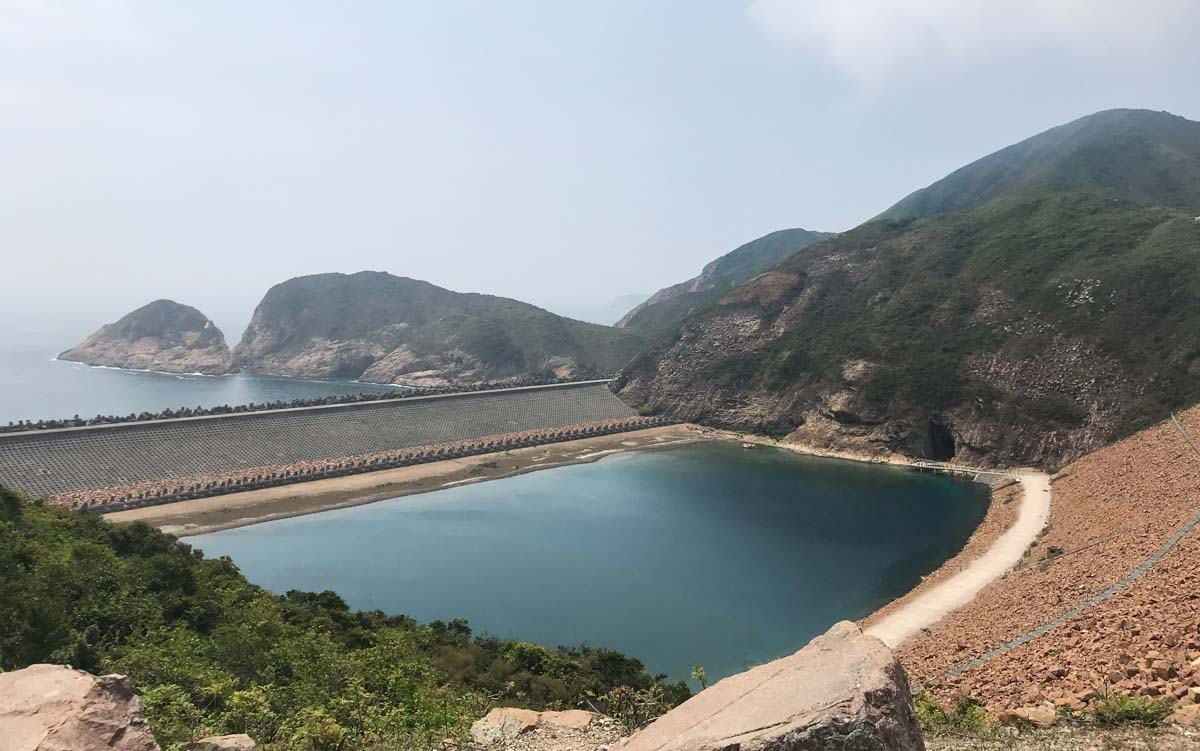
[58,299,235,376]
[233,271,646,386]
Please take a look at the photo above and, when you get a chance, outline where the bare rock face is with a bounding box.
[619,622,924,751]
[615,228,830,338]
[184,735,256,751]
[0,663,160,751]
[59,299,234,376]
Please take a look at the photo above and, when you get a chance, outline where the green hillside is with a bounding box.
[0,489,686,750]
[618,110,1200,467]
[234,272,646,384]
[880,109,1200,220]
[616,228,831,339]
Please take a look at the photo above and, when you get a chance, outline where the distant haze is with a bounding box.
[3,1,1198,333]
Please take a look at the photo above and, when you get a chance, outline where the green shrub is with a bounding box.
[1087,692,1170,726]
[913,691,989,734]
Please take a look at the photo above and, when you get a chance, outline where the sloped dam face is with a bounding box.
[192,442,988,685]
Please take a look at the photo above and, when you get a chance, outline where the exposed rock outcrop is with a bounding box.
[618,621,924,751]
[184,735,256,751]
[59,300,234,376]
[233,272,645,385]
[0,663,160,751]
[618,109,1200,467]
[470,708,607,747]
[616,228,830,338]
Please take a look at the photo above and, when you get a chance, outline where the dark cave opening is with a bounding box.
[923,416,956,461]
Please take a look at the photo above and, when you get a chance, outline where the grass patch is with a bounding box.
[1086,692,1170,726]
[915,692,990,734]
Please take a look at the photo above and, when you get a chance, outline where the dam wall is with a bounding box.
[0,381,637,499]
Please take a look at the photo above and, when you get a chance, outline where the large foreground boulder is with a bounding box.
[0,664,160,751]
[619,622,924,751]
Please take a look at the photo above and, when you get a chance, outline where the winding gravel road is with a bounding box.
[866,471,1052,647]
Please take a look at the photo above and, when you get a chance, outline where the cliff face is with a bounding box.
[616,228,831,339]
[234,272,646,385]
[58,300,234,376]
[618,110,1200,468]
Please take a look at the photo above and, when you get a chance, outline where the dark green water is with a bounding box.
[192,442,988,685]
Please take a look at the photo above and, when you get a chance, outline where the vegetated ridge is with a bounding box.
[617,109,1200,467]
[234,271,647,386]
[58,299,235,376]
[616,228,831,339]
[0,486,688,749]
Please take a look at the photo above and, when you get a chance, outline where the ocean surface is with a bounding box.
[0,314,397,425]
[193,442,989,685]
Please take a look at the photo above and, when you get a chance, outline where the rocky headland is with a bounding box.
[58,299,235,376]
[617,109,1200,468]
[233,271,645,386]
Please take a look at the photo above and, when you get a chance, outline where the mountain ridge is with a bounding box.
[616,228,831,337]
[880,108,1200,220]
[617,109,1200,467]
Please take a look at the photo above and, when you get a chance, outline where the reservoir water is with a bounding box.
[192,442,989,685]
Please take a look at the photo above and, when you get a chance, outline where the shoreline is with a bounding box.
[105,425,704,536]
[691,426,1052,645]
[107,421,1046,651]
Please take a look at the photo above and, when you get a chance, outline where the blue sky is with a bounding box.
[3,0,1198,330]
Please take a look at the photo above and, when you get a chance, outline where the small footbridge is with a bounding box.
[909,460,1019,486]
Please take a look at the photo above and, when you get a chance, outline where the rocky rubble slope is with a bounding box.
[59,299,234,376]
[897,405,1200,718]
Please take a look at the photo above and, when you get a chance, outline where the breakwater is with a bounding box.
[0,381,645,505]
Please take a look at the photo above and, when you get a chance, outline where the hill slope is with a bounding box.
[615,228,831,338]
[234,272,646,385]
[617,110,1200,467]
[0,487,686,749]
[880,109,1200,220]
[58,299,234,376]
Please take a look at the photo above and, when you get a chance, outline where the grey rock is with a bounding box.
[184,735,256,751]
[618,621,924,751]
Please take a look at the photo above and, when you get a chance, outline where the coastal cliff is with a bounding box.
[58,300,235,376]
[233,271,645,385]
[617,109,1200,468]
[616,228,831,339]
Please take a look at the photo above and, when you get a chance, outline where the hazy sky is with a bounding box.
[3,0,1199,333]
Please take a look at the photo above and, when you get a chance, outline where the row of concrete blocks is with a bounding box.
[82,416,673,514]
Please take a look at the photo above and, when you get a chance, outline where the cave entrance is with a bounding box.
[923,416,956,461]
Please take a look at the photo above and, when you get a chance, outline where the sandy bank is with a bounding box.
[105,424,702,536]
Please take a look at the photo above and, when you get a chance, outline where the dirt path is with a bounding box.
[105,425,702,536]
[866,471,1052,647]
